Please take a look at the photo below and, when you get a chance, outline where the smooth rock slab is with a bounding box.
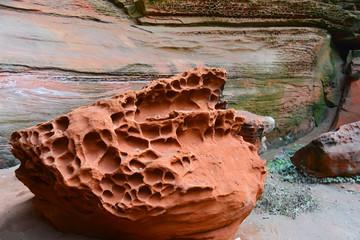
[291,121,360,177]
[9,67,267,240]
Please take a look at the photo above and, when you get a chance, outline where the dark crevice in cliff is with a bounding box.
[329,48,354,130]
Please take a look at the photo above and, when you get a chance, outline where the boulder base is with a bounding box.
[10,67,267,240]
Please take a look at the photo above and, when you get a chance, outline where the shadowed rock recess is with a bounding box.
[9,67,267,240]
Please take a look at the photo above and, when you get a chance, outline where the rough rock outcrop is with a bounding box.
[291,121,360,177]
[121,0,360,42]
[9,67,267,240]
[235,110,275,154]
[334,51,360,129]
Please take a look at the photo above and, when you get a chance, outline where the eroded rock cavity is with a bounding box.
[9,67,267,240]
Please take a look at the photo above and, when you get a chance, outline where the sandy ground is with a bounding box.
[0,165,359,240]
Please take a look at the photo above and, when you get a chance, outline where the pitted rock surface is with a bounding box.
[291,121,360,177]
[9,67,267,240]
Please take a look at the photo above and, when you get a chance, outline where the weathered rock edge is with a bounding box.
[9,67,267,240]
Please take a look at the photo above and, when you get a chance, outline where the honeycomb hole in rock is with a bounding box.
[140,124,160,139]
[224,129,231,135]
[10,132,21,142]
[83,132,107,162]
[116,130,149,152]
[98,147,121,174]
[130,189,137,200]
[102,190,114,201]
[122,97,135,109]
[119,124,128,131]
[182,157,191,168]
[136,97,171,120]
[139,150,159,161]
[166,90,178,99]
[38,123,53,133]
[172,91,201,110]
[186,73,201,87]
[40,146,50,155]
[125,110,134,118]
[151,138,181,153]
[67,176,80,187]
[180,77,186,87]
[67,165,75,175]
[122,165,132,174]
[194,88,212,104]
[94,182,103,195]
[100,129,113,145]
[144,168,163,184]
[164,171,175,183]
[129,159,146,171]
[209,94,218,104]
[44,156,55,165]
[148,192,162,204]
[43,132,55,140]
[54,116,69,132]
[101,178,114,190]
[225,112,234,121]
[128,173,144,188]
[30,131,39,145]
[204,127,214,138]
[185,114,210,129]
[110,112,124,127]
[123,192,132,205]
[56,152,75,166]
[215,115,225,128]
[203,72,224,89]
[128,127,140,135]
[124,183,131,191]
[74,157,81,169]
[177,128,204,145]
[171,80,181,90]
[161,185,174,196]
[112,185,125,199]
[79,170,92,183]
[137,185,152,201]
[153,182,163,191]
[112,173,126,185]
[51,137,69,157]
[160,124,173,136]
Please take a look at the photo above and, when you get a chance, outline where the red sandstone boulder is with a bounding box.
[9,67,267,240]
[291,121,360,177]
[235,110,275,154]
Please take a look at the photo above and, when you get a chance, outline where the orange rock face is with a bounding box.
[291,121,360,178]
[9,67,267,240]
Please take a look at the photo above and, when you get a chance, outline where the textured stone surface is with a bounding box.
[130,0,360,40]
[9,67,267,240]
[291,121,360,177]
[0,0,343,168]
[235,110,275,154]
[334,51,360,129]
